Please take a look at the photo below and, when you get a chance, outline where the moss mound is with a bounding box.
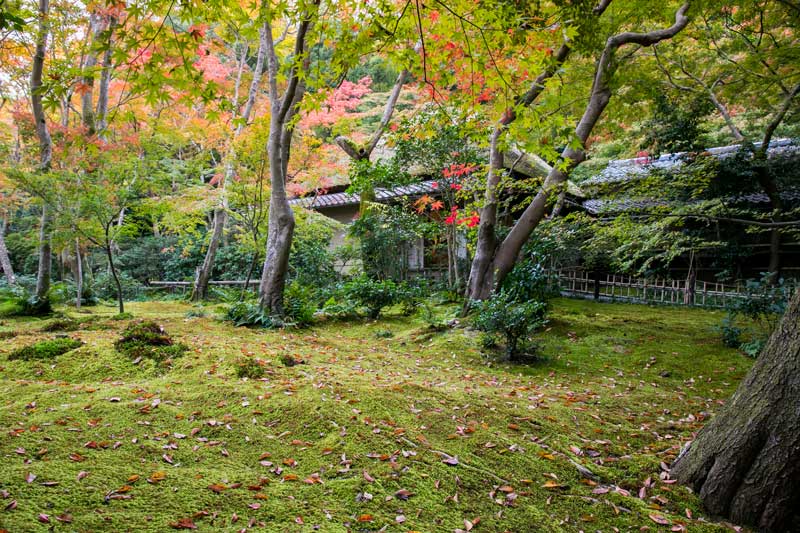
[0,330,17,340]
[39,318,79,332]
[114,320,188,363]
[7,337,83,361]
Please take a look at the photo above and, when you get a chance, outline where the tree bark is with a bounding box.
[0,217,16,285]
[104,228,124,314]
[467,3,691,299]
[258,7,316,316]
[80,12,102,134]
[671,287,800,531]
[95,15,116,137]
[74,239,83,309]
[31,0,52,303]
[35,205,51,301]
[466,0,615,302]
[192,25,268,302]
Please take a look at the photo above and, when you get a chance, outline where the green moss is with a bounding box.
[0,299,749,532]
[114,320,188,364]
[39,318,79,332]
[7,336,83,360]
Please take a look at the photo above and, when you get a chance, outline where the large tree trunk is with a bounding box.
[259,192,295,315]
[192,26,267,301]
[0,217,15,285]
[671,288,800,531]
[466,3,690,299]
[257,9,315,316]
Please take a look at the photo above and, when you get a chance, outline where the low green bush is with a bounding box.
[8,337,84,361]
[717,274,788,357]
[341,275,401,319]
[471,293,548,362]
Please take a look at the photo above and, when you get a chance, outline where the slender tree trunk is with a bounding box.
[672,287,800,531]
[75,239,83,309]
[193,205,225,301]
[80,12,102,134]
[192,25,268,301]
[35,206,51,301]
[95,16,116,137]
[31,0,52,303]
[241,251,258,299]
[104,238,124,314]
[0,217,16,285]
[467,3,691,299]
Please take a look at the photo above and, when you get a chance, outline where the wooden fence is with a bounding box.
[553,269,795,308]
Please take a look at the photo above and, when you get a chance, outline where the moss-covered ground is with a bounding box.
[0,298,751,532]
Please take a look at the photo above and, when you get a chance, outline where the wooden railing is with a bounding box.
[553,269,795,308]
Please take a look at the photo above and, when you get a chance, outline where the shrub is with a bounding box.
[92,271,143,301]
[224,300,287,328]
[718,273,788,357]
[234,357,267,379]
[185,306,208,318]
[114,321,187,363]
[8,337,83,361]
[342,275,401,319]
[471,293,547,362]
[284,282,316,327]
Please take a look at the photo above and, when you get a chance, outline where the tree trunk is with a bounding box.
[75,239,83,309]
[104,239,124,314]
[466,3,690,299]
[95,16,116,137]
[192,204,226,301]
[80,12,102,134]
[671,288,800,531]
[257,9,315,316]
[192,24,268,301]
[0,217,16,285]
[259,193,295,315]
[35,205,51,301]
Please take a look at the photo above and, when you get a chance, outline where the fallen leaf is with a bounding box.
[169,517,198,529]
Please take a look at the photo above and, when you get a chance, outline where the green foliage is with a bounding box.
[718,274,788,357]
[110,312,135,321]
[8,337,83,361]
[341,275,402,319]
[284,281,316,327]
[349,205,424,280]
[92,271,143,301]
[641,94,712,155]
[471,294,548,362]
[224,300,282,328]
[114,320,187,363]
[289,209,338,287]
[0,282,52,317]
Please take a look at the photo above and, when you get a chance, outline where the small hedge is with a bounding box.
[114,320,187,363]
[8,337,84,361]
